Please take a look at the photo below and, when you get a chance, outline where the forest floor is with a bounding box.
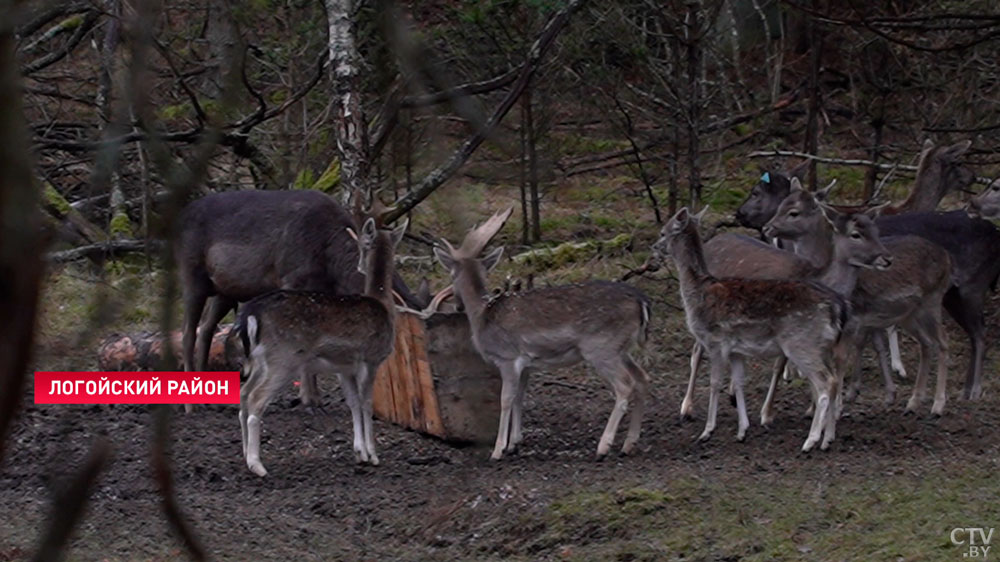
[4,174,1000,561]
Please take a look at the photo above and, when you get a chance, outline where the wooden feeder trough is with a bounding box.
[98,311,501,444]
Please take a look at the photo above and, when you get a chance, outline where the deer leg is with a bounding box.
[731,356,750,442]
[789,352,829,452]
[945,291,985,400]
[681,343,702,420]
[594,358,634,459]
[239,358,267,458]
[508,369,530,451]
[699,349,724,442]
[761,356,786,426]
[843,333,869,403]
[887,326,907,379]
[196,296,236,370]
[491,363,520,460]
[903,324,931,414]
[932,322,950,416]
[338,371,368,464]
[359,363,379,465]
[242,357,282,477]
[180,290,208,414]
[871,329,897,406]
[622,356,649,455]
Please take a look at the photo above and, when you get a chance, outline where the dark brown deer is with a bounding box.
[654,208,849,451]
[763,187,953,415]
[433,208,651,460]
[736,139,973,229]
[737,152,999,401]
[174,190,424,410]
[236,217,407,476]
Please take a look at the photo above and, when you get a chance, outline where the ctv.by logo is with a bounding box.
[952,527,994,558]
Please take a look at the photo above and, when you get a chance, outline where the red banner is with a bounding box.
[34,371,240,404]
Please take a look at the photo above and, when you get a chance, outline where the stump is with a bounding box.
[374,312,500,444]
[96,312,501,444]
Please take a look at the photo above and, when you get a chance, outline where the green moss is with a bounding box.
[158,102,191,121]
[43,183,72,216]
[109,211,133,238]
[311,159,341,193]
[60,14,85,30]
[292,168,315,190]
[512,234,632,270]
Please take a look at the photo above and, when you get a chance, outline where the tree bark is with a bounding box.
[326,0,370,205]
[685,0,702,207]
[524,84,541,242]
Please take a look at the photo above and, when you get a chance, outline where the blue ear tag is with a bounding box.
[761,172,770,183]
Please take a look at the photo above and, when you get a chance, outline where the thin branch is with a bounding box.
[48,239,163,263]
[381,0,589,223]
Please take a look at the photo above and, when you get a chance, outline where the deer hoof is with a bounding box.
[801,439,817,452]
[931,402,945,417]
[247,461,268,477]
[621,441,637,456]
[489,450,504,461]
[697,430,713,442]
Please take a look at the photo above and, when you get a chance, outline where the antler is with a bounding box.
[454,206,514,258]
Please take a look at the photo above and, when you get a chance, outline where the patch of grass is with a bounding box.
[497,467,1000,561]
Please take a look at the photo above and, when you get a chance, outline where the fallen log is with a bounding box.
[96,311,501,444]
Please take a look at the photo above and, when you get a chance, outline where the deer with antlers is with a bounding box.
[236,215,408,476]
[433,208,651,460]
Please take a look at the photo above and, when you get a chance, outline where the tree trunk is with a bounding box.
[803,2,824,192]
[686,0,702,207]
[864,100,885,200]
[519,97,530,245]
[326,0,370,205]
[524,84,541,243]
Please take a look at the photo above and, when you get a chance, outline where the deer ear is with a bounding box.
[693,206,709,223]
[922,138,935,152]
[789,160,809,180]
[362,217,377,241]
[815,178,837,201]
[481,246,504,271]
[433,246,456,272]
[944,139,972,159]
[789,176,803,193]
[391,219,408,247]
[671,207,691,232]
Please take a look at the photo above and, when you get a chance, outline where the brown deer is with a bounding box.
[681,180,893,426]
[654,207,849,451]
[738,143,999,402]
[763,187,953,415]
[236,217,408,476]
[175,190,425,411]
[433,208,651,460]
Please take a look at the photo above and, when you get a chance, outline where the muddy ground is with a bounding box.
[3,283,1000,561]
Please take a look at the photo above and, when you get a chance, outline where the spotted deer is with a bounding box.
[680,180,893,426]
[763,187,953,415]
[737,150,997,402]
[654,207,851,451]
[433,208,651,460]
[236,217,408,476]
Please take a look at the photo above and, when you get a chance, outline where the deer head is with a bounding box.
[433,207,514,314]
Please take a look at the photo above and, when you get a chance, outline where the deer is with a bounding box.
[174,189,425,412]
[737,152,999,402]
[654,207,850,451]
[432,207,651,461]
[235,216,408,476]
[680,178,893,426]
[737,139,974,230]
[967,178,1000,220]
[762,186,953,416]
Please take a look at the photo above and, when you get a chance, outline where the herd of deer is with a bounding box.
[173,139,1000,477]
